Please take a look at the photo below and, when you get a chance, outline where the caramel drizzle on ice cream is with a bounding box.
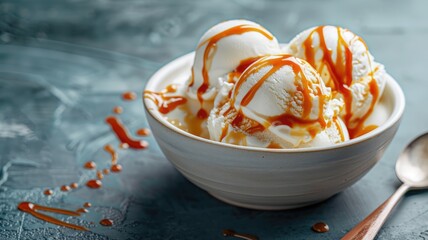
[302,26,379,138]
[144,84,187,115]
[231,55,327,133]
[191,24,274,119]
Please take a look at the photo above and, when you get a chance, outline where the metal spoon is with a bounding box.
[342,132,428,240]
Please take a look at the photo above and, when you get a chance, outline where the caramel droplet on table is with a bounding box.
[312,222,329,233]
[136,128,151,136]
[43,189,53,196]
[111,164,122,173]
[84,161,96,169]
[113,106,123,114]
[100,218,113,226]
[86,179,102,189]
[76,208,89,213]
[96,170,104,180]
[83,202,92,208]
[70,183,78,189]
[122,91,137,101]
[60,185,71,192]
[223,229,259,240]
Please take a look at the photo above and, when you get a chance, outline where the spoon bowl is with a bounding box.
[396,133,428,188]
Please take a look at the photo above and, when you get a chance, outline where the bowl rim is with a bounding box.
[143,52,405,153]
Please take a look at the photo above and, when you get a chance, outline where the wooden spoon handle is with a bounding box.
[341,184,410,240]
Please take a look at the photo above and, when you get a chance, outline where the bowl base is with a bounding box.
[208,191,326,210]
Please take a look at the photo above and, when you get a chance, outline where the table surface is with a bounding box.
[0,0,427,239]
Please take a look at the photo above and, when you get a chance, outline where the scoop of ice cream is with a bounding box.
[208,55,349,148]
[287,26,387,137]
[187,20,281,104]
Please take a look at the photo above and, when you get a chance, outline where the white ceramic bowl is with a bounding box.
[144,53,405,210]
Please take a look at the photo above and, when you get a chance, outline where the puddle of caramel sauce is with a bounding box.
[86,179,102,189]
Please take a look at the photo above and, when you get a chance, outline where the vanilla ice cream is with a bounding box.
[187,20,281,118]
[208,55,349,148]
[145,21,390,149]
[287,26,387,137]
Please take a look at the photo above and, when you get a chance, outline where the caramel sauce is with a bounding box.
[231,110,265,135]
[83,202,92,208]
[76,208,88,213]
[61,185,71,192]
[43,189,53,196]
[105,116,149,149]
[223,229,258,240]
[122,91,137,101]
[119,143,129,149]
[86,179,102,189]
[136,128,151,136]
[104,144,118,164]
[334,118,345,142]
[302,26,379,138]
[164,84,178,93]
[312,222,330,233]
[167,119,185,131]
[100,219,113,227]
[225,57,263,84]
[267,142,282,149]
[191,24,274,118]
[196,108,208,119]
[219,124,229,141]
[144,90,187,115]
[113,106,123,114]
[84,161,96,169]
[111,164,122,172]
[103,168,110,175]
[96,170,104,180]
[223,129,248,146]
[350,124,378,139]
[235,57,263,75]
[70,183,78,189]
[17,202,87,231]
[268,113,323,129]
[172,104,208,139]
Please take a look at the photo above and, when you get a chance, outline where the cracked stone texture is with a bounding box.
[0,0,427,239]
